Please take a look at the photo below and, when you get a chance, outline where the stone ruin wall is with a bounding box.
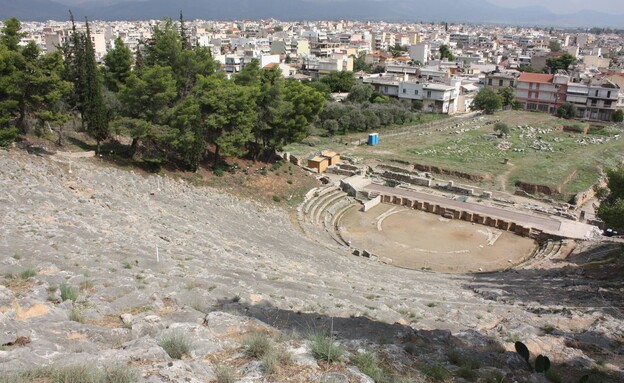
[573,177,607,209]
[379,194,540,239]
[515,181,561,196]
[412,163,491,182]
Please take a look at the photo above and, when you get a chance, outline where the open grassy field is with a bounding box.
[285,111,623,200]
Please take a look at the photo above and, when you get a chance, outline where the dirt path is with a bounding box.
[495,162,515,192]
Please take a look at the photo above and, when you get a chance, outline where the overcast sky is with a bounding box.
[55,0,623,15]
[486,0,621,14]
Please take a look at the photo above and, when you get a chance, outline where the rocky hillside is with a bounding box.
[0,148,622,382]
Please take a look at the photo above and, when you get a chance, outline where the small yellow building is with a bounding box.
[308,156,329,173]
[321,150,340,166]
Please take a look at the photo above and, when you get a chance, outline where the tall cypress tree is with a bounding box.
[179,11,190,50]
[62,11,88,124]
[83,18,108,154]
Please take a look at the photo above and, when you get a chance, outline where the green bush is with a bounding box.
[159,331,191,359]
[457,366,477,381]
[80,278,94,291]
[272,195,281,202]
[214,168,224,177]
[261,348,291,375]
[215,364,236,383]
[13,364,139,383]
[542,324,556,334]
[545,368,563,383]
[68,307,84,323]
[422,363,450,382]
[242,331,273,358]
[351,351,393,383]
[0,127,18,147]
[60,284,78,302]
[308,333,343,363]
[19,268,36,279]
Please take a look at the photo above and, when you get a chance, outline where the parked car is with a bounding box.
[603,228,618,237]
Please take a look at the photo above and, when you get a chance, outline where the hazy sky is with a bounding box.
[487,0,621,14]
[55,0,623,15]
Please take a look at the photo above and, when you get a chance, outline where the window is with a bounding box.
[487,79,492,86]
[538,104,549,112]
[427,91,432,98]
[402,89,406,94]
[510,80,514,87]
[607,91,611,98]
[414,90,419,95]
[605,100,612,108]
[595,90,599,97]
[384,86,388,92]
[499,79,504,86]
[591,99,597,107]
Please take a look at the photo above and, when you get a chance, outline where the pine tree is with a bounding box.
[1,17,26,51]
[103,37,133,92]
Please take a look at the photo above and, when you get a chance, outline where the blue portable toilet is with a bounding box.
[367,133,379,146]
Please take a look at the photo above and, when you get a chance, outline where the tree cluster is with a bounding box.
[518,65,545,74]
[318,94,416,136]
[439,44,455,61]
[0,17,72,146]
[556,102,577,119]
[352,52,385,74]
[597,166,624,230]
[318,70,356,93]
[2,16,326,172]
[471,88,502,114]
[545,53,576,73]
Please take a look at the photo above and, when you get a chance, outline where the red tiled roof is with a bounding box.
[263,62,279,69]
[518,73,554,84]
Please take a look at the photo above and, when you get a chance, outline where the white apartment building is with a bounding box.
[408,43,430,65]
[399,81,459,113]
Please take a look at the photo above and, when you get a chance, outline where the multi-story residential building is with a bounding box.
[301,53,353,79]
[408,43,430,65]
[483,69,519,90]
[567,79,620,121]
[361,74,400,97]
[360,73,458,114]
[516,72,568,113]
[399,81,459,113]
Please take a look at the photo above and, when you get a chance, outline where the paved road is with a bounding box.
[366,184,562,232]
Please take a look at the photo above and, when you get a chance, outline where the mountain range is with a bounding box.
[1,0,622,27]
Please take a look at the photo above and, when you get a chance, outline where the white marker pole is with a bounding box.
[68,161,72,174]
[156,245,159,262]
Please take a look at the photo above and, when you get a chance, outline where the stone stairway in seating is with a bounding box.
[518,240,563,269]
[297,184,358,247]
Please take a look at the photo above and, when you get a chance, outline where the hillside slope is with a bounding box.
[0,148,622,381]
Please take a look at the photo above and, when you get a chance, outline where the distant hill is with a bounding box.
[0,0,79,21]
[1,0,622,27]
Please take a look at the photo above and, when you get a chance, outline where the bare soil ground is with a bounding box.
[340,203,537,273]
